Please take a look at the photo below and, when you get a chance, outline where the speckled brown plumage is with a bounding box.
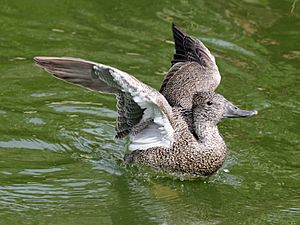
[160,24,221,109]
[33,24,257,179]
[160,61,220,109]
[125,96,228,178]
[126,92,256,177]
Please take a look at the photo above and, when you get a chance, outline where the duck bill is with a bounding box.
[223,101,257,118]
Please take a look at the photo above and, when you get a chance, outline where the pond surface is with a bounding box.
[0,0,299,224]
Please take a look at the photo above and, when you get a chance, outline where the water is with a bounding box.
[0,0,299,224]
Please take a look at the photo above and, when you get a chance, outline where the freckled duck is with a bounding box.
[34,57,256,177]
[34,25,257,177]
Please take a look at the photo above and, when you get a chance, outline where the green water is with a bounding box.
[0,0,299,224]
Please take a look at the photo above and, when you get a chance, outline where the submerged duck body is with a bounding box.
[125,106,227,177]
[34,24,257,178]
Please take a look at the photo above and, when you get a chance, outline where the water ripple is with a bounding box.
[48,101,117,118]
[0,139,70,152]
[201,37,256,57]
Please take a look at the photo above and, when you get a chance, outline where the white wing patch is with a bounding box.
[129,122,173,151]
[127,103,174,151]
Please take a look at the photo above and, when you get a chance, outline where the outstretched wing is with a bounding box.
[160,24,221,108]
[171,23,216,67]
[34,57,175,150]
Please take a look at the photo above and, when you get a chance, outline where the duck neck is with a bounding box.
[194,121,224,148]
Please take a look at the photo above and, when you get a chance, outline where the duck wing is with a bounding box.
[160,24,221,108]
[34,57,175,150]
[171,23,216,67]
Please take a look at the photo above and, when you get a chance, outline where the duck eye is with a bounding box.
[206,101,213,106]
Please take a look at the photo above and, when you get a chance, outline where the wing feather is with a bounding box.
[34,57,174,150]
[171,23,216,67]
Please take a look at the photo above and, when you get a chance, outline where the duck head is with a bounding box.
[192,92,257,124]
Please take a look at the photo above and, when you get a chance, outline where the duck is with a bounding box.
[34,24,257,178]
